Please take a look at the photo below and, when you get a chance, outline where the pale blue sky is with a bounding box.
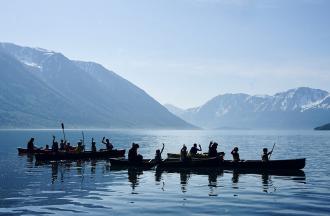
[1,0,330,108]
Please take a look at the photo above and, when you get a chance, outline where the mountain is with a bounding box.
[314,123,330,130]
[0,42,195,129]
[164,104,186,116]
[166,87,330,129]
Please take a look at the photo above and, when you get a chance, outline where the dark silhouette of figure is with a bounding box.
[76,141,84,153]
[27,138,35,152]
[231,147,240,162]
[102,137,113,151]
[189,143,202,156]
[128,143,143,163]
[91,138,97,153]
[52,136,59,152]
[155,143,165,163]
[59,139,66,151]
[180,144,188,161]
[262,148,273,162]
[208,142,218,157]
[44,144,50,150]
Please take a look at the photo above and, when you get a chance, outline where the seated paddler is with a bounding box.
[261,148,272,162]
[155,143,165,163]
[189,143,202,156]
[102,137,114,151]
[91,138,97,153]
[231,147,240,162]
[128,143,143,163]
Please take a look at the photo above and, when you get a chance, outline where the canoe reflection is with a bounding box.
[34,161,306,194]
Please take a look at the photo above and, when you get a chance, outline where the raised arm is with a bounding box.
[198,144,202,151]
[101,137,106,145]
[52,135,56,144]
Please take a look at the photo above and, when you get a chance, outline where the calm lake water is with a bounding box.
[0,129,329,215]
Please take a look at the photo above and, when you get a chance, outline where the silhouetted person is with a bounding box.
[180,144,188,161]
[102,137,113,151]
[262,148,273,162]
[128,143,143,163]
[52,136,59,152]
[155,143,165,163]
[231,147,240,162]
[44,144,50,151]
[76,141,84,153]
[27,138,35,152]
[91,138,97,153]
[208,142,218,157]
[189,143,202,156]
[59,139,66,151]
[65,142,73,152]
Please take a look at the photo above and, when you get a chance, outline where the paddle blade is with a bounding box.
[61,123,64,130]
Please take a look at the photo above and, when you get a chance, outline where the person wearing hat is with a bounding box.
[231,147,240,162]
[261,148,272,162]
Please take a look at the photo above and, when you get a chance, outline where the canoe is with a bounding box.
[109,158,156,169]
[35,149,125,161]
[157,158,305,170]
[167,152,224,159]
[17,147,50,154]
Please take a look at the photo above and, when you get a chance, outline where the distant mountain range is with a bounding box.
[0,42,195,129]
[165,87,330,129]
[314,123,330,130]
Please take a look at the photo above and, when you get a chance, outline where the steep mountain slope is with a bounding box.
[0,42,195,129]
[166,87,330,129]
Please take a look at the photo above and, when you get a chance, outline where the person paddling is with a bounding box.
[261,148,273,162]
[189,143,202,156]
[128,143,143,163]
[180,144,189,162]
[208,142,218,157]
[231,147,240,162]
[52,136,59,153]
[155,143,165,163]
[59,139,66,151]
[76,140,84,153]
[91,138,97,153]
[27,138,36,152]
[102,137,113,151]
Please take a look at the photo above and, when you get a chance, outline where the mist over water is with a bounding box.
[1,129,329,215]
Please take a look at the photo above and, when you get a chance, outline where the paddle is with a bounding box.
[82,131,85,150]
[268,143,276,160]
[61,123,66,141]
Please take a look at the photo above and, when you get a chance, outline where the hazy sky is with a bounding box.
[1,0,330,108]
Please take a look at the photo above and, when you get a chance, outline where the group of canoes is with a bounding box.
[171,141,274,163]
[25,136,114,153]
[19,137,305,170]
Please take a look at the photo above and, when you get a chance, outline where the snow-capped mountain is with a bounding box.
[0,42,195,129]
[165,87,330,129]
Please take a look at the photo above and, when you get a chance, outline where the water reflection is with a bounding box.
[128,168,143,192]
[32,159,306,195]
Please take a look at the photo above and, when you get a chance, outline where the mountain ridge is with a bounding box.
[165,87,330,129]
[0,42,196,129]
